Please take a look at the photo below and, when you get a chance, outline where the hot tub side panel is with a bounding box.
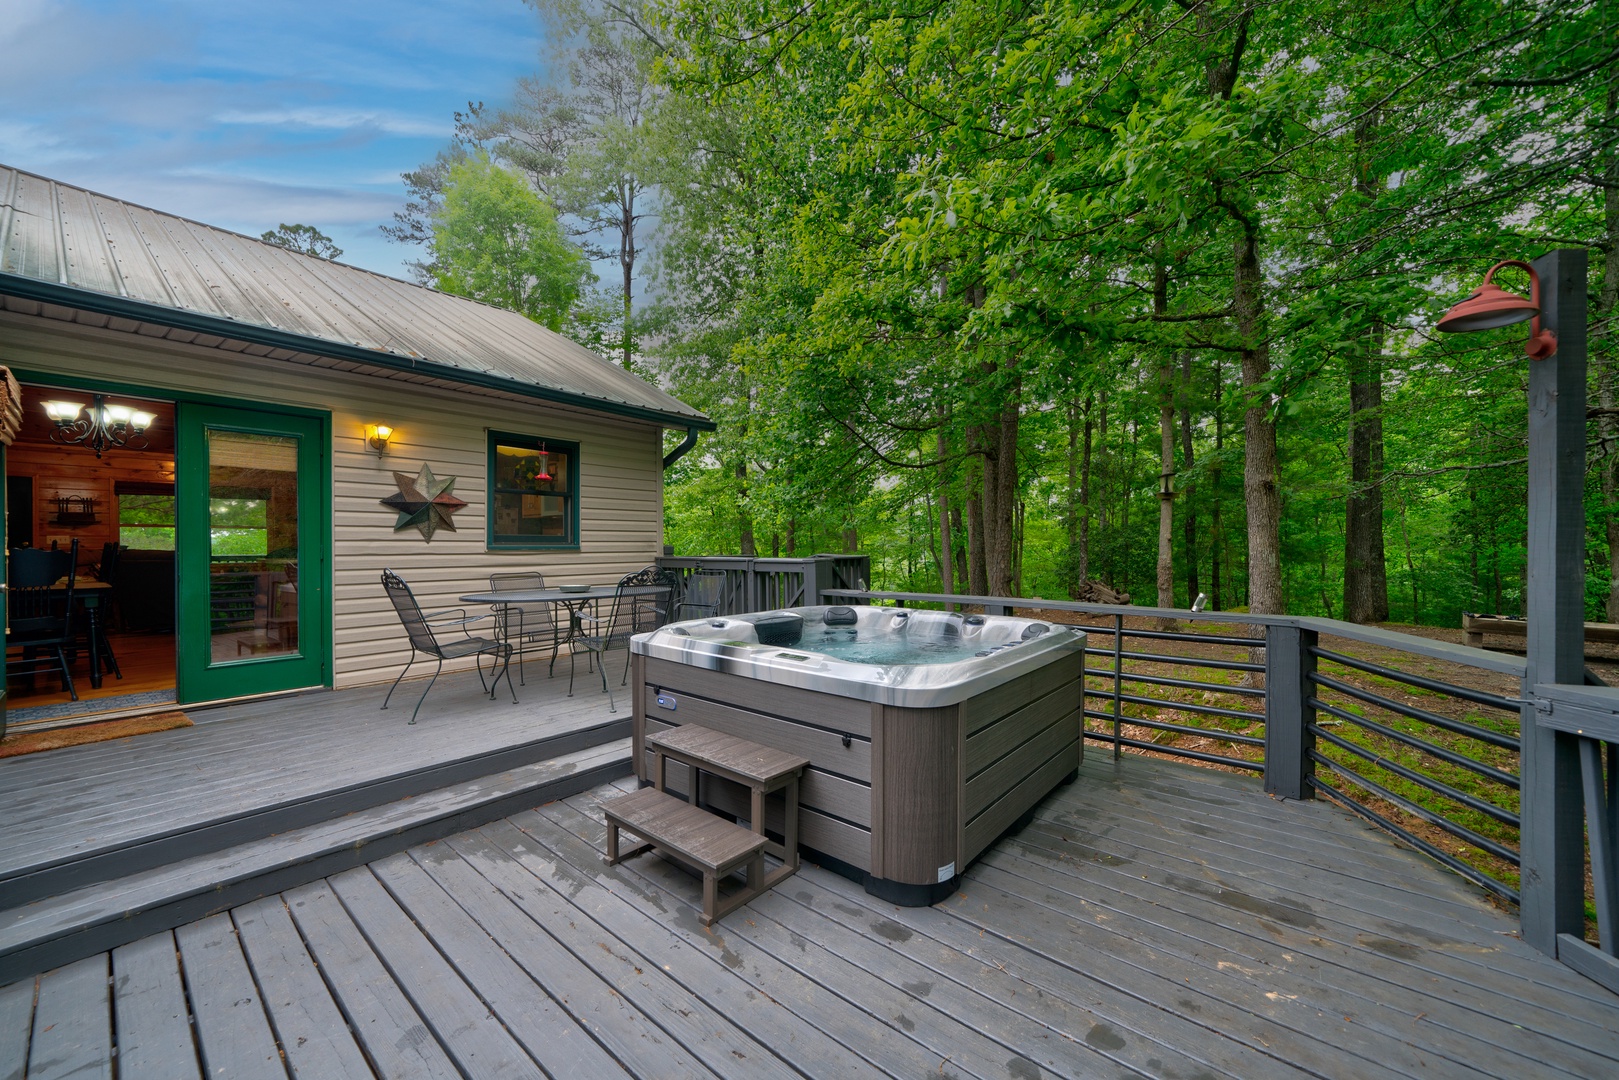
[867,704,962,904]
[960,649,1085,866]
[636,656,875,874]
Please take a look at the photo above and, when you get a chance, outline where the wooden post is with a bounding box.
[1264,623,1317,801]
[1520,249,1589,955]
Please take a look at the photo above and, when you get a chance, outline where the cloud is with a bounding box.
[215,107,449,139]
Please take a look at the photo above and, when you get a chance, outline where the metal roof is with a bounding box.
[0,164,711,430]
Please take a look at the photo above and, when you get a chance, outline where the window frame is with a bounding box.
[486,430,581,551]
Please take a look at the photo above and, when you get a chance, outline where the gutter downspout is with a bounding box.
[663,426,702,469]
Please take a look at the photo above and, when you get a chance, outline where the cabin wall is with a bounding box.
[0,311,667,690]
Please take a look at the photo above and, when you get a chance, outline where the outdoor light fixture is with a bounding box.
[1435,259,1558,359]
[43,394,155,459]
[366,423,393,456]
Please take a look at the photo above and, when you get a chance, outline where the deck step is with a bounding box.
[0,716,630,910]
[0,739,633,983]
[604,787,768,872]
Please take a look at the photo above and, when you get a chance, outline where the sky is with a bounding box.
[0,0,547,279]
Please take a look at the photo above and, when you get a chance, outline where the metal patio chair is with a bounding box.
[380,569,516,724]
[487,570,566,684]
[569,581,646,713]
[615,564,678,685]
[676,568,727,622]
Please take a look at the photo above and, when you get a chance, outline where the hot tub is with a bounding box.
[629,605,1086,904]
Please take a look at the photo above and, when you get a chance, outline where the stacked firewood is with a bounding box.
[0,367,21,446]
[1074,580,1131,605]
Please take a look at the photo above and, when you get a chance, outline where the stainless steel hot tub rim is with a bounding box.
[630,605,1086,709]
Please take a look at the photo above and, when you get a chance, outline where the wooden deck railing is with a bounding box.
[659,569,1615,994]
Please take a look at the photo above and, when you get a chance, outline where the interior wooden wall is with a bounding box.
[6,394,176,570]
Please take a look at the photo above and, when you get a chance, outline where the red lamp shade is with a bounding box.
[1436,259,1557,359]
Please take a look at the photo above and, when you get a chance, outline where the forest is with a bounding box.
[387,0,1619,627]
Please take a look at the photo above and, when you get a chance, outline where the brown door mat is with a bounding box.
[0,712,192,758]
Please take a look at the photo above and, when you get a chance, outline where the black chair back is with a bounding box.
[617,564,676,635]
[10,546,71,589]
[381,568,442,657]
[488,571,556,639]
[678,569,726,622]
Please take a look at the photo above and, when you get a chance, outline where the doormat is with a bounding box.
[5,689,179,726]
[0,712,193,758]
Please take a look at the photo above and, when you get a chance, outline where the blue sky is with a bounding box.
[0,0,547,278]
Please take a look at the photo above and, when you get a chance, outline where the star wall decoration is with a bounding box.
[381,464,467,542]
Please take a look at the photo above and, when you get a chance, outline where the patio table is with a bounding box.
[457,583,672,657]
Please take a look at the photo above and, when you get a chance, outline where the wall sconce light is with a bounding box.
[1435,259,1558,359]
[366,423,394,456]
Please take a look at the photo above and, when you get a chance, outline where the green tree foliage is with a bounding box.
[642,0,1617,619]
[428,154,592,332]
[259,223,342,260]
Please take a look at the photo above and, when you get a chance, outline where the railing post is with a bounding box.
[808,556,837,606]
[1264,623,1316,801]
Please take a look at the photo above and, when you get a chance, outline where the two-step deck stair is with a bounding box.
[602,724,809,925]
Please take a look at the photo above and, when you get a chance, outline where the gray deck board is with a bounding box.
[27,957,109,1080]
[366,852,646,1079]
[110,933,200,1080]
[1002,817,1619,1053]
[1,748,1615,1079]
[281,881,460,1080]
[324,866,547,1080]
[174,914,286,1080]
[539,794,1082,1080]
[471,818,883,1079]
[0,671,613,881]
[0,979,31,1080]
[234,896,374,1080]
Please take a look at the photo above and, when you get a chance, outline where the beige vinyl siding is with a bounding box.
[0,311,668,691]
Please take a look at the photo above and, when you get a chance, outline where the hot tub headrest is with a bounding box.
[755,612,805,646]
[1021,624,1049,639]
[823,607,859,626]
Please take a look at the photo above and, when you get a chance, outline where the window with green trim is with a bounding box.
[488,432,579,548]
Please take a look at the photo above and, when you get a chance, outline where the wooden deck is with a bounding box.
[3,751,1614,1079]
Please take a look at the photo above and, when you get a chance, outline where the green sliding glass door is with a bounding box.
[176,404,329,702]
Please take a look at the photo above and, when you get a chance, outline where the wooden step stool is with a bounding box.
[602,787,767,926]
[603,724,810,925]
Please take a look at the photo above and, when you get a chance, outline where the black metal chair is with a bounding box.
[569,582,646,713]
[7,540,80,701]
[380,569,516,724]
[487,571,565,685]
[676,569,727,622]
[614,564,678,686]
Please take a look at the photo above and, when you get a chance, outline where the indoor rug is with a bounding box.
[0,711,193,758]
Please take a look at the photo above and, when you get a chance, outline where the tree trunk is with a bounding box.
[1066,398,1081,596]
[736,460,756,557]
[1157,354,1177,610]
[965,462,987,596]
[1343,110,1390,624]
[951,505,968,592]
[1234,226,1282,614]
[1179,353,1200,604]
[1210,359,1224,611]
[1600,86,1619,619]
[842,524,859,554]
[1343,317,1390,622]
[938,426,955,596]
[1078,395,1094,595]
[976,375,1021,597]
[784,518,797,557]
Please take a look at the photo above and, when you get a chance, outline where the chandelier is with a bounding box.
[42,394,156,458]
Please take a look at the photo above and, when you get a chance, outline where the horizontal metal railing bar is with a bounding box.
[1101,690,1265,725]
[1073,625,1268,648]
[1085,667,1268,699]
[1309,695,1520,790]
[1309,647,1523,713]
[1308,750,1521,865]
[1309,716,1521,826]
[1081,728,1264,771]
[1082,708,1265,747]
[1100,649,1267,674]
[1308,672,1522,753]
[1312,775,1520,904]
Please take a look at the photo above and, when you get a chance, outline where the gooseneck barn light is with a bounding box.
[1435,259,1558,359]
